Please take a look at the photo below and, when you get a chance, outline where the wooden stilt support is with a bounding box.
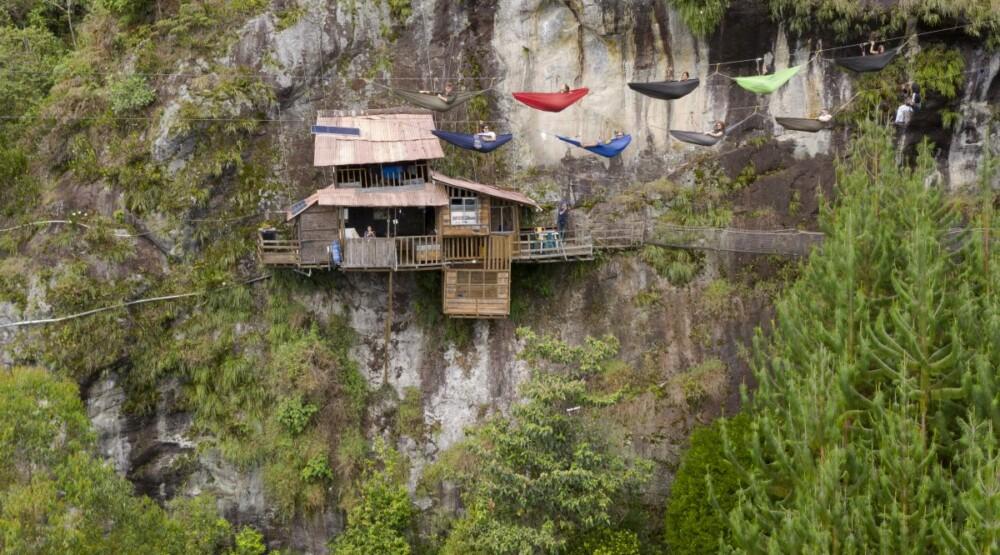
[384,270,393,383]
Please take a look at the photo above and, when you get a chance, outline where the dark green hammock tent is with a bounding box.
[388,88,486,112]
[732,65,804,94]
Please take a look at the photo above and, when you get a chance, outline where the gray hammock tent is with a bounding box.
[384,87,487,112]
[774,117,833,132]
[833,46,901,73]
[669,111,761,146]
[628,78,700,100]
[774,91,861,132]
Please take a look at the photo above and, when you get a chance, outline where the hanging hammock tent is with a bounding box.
[388,88,486,112]
[669,112,761,147]
[512,88,589,112]
[555,134,632,158]
[669,130,724,147]
[432,130,513,153]
[732,65,804,94]
[775,117,833,133]
[627,79,700,100]
[774,90,860,132]
[833,47,901,73]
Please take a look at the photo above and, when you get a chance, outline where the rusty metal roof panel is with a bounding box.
[314,111,444,166]
[431,171,540,209]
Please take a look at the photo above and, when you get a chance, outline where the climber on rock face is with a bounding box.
[894,100,914,127]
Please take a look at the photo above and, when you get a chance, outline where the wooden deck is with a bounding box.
[511,226,641,263]
[260,226,642,270]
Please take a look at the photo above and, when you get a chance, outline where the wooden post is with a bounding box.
[384,270,393,384]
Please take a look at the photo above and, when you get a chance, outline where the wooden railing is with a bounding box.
[340,236,444,269]
[342,238,396,269]
[395,235,441,268]
[258,237,301,266]
[335,162,428,189]
[443,236,486,262]
[590,225,644,249]
[512,229,594,261]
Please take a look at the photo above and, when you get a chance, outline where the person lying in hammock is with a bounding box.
[559,83,571,94]
[418,82,456,104]
[707,121,726,138]
[580,130,624,148]
[817,109,833,123]
[680,71,690,80]
[475,123,496,142]
[861,33,885,56]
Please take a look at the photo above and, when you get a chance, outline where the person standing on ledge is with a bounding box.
[557,202,570,236]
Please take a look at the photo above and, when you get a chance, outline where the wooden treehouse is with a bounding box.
[259,109,641,318]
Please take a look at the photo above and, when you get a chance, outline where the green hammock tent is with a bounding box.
[389,88,486,112]
[733,65,804,95]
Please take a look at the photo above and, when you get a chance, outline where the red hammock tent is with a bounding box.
[511,88,589,112]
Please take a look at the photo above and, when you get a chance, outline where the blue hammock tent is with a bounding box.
[556,134,632,158]
[432,130,513,153]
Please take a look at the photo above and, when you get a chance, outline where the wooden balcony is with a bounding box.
[259,237,302,267]
[511,226,642,263]
[511,229,594,262]
[340,235,443,270]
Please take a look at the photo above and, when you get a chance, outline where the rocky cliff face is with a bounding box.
[3,0,997,552]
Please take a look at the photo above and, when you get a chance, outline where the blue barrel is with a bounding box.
[331,240,342,266]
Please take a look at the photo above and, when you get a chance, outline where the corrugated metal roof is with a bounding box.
[314,111,444,166]
[287,183,450,219]
[431,171,540,209]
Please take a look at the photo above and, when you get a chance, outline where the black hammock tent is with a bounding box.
[628,78,700,100]
[833,46,901,73]
[774,117,833,133]
[670,113,761,147]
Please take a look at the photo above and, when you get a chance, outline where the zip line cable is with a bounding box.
[0,22,979,80]
[0,274,272,329]
[0,62,989,128]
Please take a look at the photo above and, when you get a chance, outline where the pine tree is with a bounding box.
[723,123,1000,554]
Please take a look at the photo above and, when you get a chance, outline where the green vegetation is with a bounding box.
[435,329,652,553]
[768,0,1000,44]
[331,439,415,555]
[396,386,426,439]
[639,245,703,286]
[672,122,1000,552]
[667,0,730,37]
[108,74,157,114]
[664,414,752,555]
[0,367,246,553]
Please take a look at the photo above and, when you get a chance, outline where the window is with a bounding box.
[450,189,479,226]
[490,204,515,233]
